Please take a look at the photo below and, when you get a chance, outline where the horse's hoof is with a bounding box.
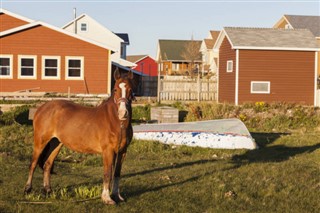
[42,186,52,195]
[111,194,125,203]
[102,198,116,205]
[24,185,32,194]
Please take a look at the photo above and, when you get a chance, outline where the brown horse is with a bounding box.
[24,69,134,205]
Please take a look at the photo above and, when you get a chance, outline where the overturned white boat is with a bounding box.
[133,118,258,150]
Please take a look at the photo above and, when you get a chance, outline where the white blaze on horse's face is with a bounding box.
[118,83,128,120]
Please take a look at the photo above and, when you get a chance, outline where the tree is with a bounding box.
[180,39,202,77]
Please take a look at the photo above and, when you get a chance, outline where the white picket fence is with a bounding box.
[159,77,217,101]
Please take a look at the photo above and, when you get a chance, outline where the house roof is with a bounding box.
[284,15,320,37]
[215,27,319,51]
[126,55,148,63]
[115,33,130,45]
[210,30,220,41]
[0,8,34,24]
[202,30,220,50]
[0,21,117,52]
[158,39,202,61]
[204,39,215,49]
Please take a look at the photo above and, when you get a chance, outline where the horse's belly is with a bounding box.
[57,135,102,154]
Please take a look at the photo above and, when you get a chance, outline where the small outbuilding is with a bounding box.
[214,27,319,105]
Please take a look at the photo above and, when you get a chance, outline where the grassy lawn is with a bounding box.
[0,103,319,212]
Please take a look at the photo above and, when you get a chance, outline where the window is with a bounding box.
[18,55,37,79]
[226,60,233,72]
[172,63,180,71]
[65,56,84,80]
[42,56,60,79]
[80,23,87,31]
[251,81,270,94]
[0,55,13,79]
[285,24,292,29]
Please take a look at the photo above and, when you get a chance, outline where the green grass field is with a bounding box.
[0,103,319,212]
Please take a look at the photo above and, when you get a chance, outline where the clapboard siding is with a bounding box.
[0,13,29,31]
[0,25,110,94]
[218,37,236,103]
[238,50,315,104]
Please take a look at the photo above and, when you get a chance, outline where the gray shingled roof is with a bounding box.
[158,39,202,61]
[224,27,319,50]
[126,55,147,63]
[285,15,320,37]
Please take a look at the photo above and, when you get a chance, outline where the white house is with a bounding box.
[200,30,220,76]
[62,14,136,68]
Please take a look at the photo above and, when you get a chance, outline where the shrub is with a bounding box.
[0,105,32,125]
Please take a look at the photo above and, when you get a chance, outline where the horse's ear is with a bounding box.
[114,68,121,80]
[128,70,133,79]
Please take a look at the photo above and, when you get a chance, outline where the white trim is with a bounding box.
[226,60,233,72]
[18,55,37,79]
[41,56,61,80]
[250,81,270,94]
[65,56,84,80]
[235,50,239,105]
[232,46,320,52]
[314,52,318,106]
[108,51,112,94]
[0,8,34,23]
[0,21,117,53]
[0,54,13,79]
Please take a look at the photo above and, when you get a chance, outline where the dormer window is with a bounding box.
[285,24,292,29]
[80,23,87,32]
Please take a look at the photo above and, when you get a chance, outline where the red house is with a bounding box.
[0,9,115,94]
[215,27,319,106]
[126,55,158,77]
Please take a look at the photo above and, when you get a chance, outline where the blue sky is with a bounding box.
[1,0,319,58]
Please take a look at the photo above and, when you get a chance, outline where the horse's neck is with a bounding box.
[100,97,132,129]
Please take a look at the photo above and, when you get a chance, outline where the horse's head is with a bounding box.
[113,69,135,121]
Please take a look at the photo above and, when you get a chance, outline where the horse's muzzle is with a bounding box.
[118,99,129,120]
[118,108,128,120]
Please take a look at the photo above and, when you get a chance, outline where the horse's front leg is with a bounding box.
[101,148,116,205]
[111,151,127,202]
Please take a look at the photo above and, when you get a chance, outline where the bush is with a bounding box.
[132,104,151,123]
[0,105,32,125]
[184,102,320,132]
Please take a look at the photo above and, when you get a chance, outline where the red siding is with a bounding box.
[238,50,315,105]
[0,25,110,94]
[0,13,29,31]
[135,56,158,76]
[218,37,236,104]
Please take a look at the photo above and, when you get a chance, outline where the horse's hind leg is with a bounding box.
[43,142,63,194]
[24,133,50,194]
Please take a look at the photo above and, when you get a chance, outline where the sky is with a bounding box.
[1,0,319,58]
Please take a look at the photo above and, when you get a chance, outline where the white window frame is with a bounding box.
[227,60,233,72]
[172,63,180,71]
[80,23,88,32]
[41,56,61,80]
[251,81,271,94]
[65,56,84,80]
[0,54,13,79]
[18,55,37,79]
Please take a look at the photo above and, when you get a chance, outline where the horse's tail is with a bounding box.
[38,138,61,174]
